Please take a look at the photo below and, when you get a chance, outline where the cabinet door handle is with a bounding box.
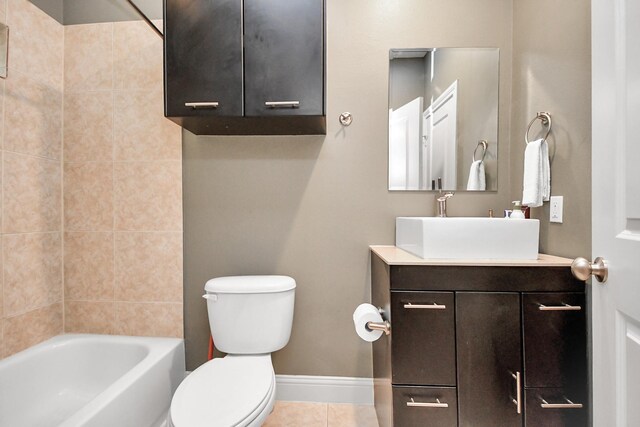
[540,397,583,409]
[406,397,448,408]
[265,101,300,108]
[538,303,582,311]
[403,302,446,310]
[511,371,522,414]
[185,102,219,109]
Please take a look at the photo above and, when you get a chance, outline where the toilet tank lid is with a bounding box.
[205,275,296,294]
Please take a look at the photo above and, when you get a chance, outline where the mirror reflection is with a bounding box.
[388,48,499,191]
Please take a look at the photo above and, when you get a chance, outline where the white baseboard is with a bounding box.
[275,375,374,405]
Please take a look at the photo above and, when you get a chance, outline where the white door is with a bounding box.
[423,81,457,190]
[592,0,640,425]
[388,97,423,190]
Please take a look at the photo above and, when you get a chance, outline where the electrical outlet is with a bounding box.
[550,196,563,223]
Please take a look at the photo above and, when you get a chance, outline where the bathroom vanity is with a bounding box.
[370,246,588,427]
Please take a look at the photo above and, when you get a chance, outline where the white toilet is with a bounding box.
[169,275,296,427]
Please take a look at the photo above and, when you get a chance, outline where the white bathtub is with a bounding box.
[0,334,185,427]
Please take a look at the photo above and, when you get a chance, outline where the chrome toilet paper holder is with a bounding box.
[366,320,391,335]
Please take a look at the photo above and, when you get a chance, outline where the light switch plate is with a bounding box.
[550,196,563,223]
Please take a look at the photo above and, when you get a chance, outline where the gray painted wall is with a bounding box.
[183,0,515,374]
[510,0,591,258]
[29,0,162,24]
[29,0,63,23]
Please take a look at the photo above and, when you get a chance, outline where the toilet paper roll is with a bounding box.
[353,303,384,342]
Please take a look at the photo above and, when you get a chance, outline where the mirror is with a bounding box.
[388,48,499,191]
[0,23,7,79]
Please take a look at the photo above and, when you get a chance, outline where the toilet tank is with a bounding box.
[204,276,296,354]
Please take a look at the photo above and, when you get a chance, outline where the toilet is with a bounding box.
[169,275,296,427]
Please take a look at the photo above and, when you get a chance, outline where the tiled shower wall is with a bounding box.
[62,21,183,337]
[0,3,183,359]
[0,0,64,358]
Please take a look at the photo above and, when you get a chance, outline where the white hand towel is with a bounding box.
[522,138,551,207]
[466,160,486,191]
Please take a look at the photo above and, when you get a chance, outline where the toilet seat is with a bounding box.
[170,355,275,427]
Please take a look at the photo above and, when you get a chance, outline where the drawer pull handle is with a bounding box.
[404,303,446,310]
[406,397,449,408]
[538,303,582,311]
[540,397,583,409]
[511,371,522,414]
[185,102,219,109]
[265,101,300,108]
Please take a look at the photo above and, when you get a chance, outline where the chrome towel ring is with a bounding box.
[473,140,488,162]
[525,112,552,144]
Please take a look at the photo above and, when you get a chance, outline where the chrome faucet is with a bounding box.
[436,192,454,217]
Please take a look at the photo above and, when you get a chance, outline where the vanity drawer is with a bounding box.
[524,387,588,427]
[391,291,456,386]
[523,293,587,388]
[392,386,457,427]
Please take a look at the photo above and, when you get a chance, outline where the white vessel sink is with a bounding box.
[396,217,540,260]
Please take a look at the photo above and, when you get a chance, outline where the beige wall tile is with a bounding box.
[2,302,62,357]
[115,302,182,337]
[4,70,62,160]
[263,402,328,427]
[64,162,113,231]
[3,152,61,233]
[113,21,163,91]
[328,404,379,427]
[0,235,3,318]
[0,79,5,149]
[114,90,181,161]
[65,300,115,334]
[0,319,4,357]
[64,91,114,162]
[115,232,182,303]
[6,0,63,90]
[2,232,62,317]
[64,232,114,301]
[64,23,113,92]
[114,161,182,231]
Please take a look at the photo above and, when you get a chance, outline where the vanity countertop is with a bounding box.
[370,245,573,267]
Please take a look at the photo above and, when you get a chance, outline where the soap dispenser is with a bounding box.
[510,201,525,219]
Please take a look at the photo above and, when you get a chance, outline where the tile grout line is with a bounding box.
[61,21,66,335]
[112,22,118,334]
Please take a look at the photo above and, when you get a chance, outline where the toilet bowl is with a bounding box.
[169,355,276,427]
[169,276,296,427]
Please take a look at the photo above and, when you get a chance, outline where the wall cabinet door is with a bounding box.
[243,0,324,116]
[456,292,523,427]
[165,0,243,117]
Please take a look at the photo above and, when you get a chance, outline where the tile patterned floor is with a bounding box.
[263,402,379,427]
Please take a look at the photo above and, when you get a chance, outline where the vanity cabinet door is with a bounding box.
[164,0,243,117]
[524,388,588,427]
[392,386,457,427]
[523,293,587,389]
[391,291,456,386]
[456,292,523,427]
[243,0,324,117]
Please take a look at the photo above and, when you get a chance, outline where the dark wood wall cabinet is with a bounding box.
[370,246,589,427]
[163,0,325,135]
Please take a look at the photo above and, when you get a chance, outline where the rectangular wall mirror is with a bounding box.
[388,48,499,191]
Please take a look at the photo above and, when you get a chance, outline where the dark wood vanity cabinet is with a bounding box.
[371,249,588,427]
[163,0,325,135]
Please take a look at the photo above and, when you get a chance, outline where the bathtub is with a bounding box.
[0,334,185,427]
